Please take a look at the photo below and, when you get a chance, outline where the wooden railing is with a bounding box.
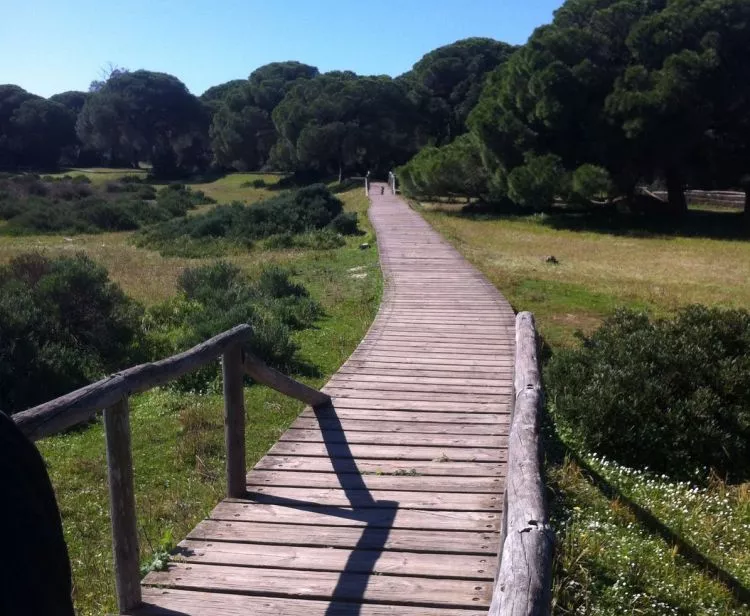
[12,324,331,614]
[489,312,555,616]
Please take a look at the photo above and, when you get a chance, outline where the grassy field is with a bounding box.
[4,172,381,615]
[419,205,750,348]
[419,202,750,615]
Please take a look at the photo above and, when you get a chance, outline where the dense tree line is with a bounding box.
[0,38,509,178]
[399,0,750,216]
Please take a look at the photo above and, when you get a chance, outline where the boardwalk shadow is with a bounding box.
[241,401,398,614]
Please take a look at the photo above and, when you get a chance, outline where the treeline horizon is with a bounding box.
[2,0,749,217]
[0,37,515,179]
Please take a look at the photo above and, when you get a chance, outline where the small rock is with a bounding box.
[351,273,367,279]
[544,255,559,265]
[359,243,370,250]
[64,237,74,242]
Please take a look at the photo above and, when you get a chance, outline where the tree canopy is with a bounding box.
[77,70,210,176]
[400,37,516,144]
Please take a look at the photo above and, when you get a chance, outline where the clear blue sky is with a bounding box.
[1,0,564,98]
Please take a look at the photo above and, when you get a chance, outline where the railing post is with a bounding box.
[103,397,141,613]
[223,344,246,498]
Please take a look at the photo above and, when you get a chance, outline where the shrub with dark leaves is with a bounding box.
[0,253,146,414]
[146,261,321,391]
[546,306,750,481]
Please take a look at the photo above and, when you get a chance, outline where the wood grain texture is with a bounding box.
[489,312,554,616]
[136,184,518,615]
[103,398,141,613]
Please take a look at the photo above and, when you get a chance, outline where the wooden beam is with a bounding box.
[223,346,246,498]
[103,398,141,613]
[489,312,554,616]
[243,352,331,408]
[14,325,254,441]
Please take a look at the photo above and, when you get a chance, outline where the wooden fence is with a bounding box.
[489,312,554,616]
[12,324,331,614]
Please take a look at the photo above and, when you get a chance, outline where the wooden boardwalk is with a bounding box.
[135,184,517,615]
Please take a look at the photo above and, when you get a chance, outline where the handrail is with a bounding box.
[13,324,254,441]
[489,312,554,616]
[11,324,331,614]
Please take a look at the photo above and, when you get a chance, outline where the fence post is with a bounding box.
[103,397,141,613]
[223,344,246,498]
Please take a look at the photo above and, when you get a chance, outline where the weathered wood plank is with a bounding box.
[143,562,493,608]
[247,469,503,493]
[267,441,507,462]
[135,588,487,615]
[255,455,505,477]
[174,539,496,579]
[301,407,507,423]
[210,501,502,531]
[247,485,502,510]
[243,351,331,408]
[223,346,246,499]
[490,312,553,616]
[187,521,500,554]
[278,428,504,448]
[291,416,508,434]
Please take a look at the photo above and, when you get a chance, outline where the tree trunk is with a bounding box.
[338,163,343,184]
[744,187,750,218]
[665,168,687,216]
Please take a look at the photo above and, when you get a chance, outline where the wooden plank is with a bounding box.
[247,470,504,493]
[326,390,507,403]
[247,486,502,511]
[325,399,507,412]
[291,416,509,434]
[302,407,508,423]
[209,500,502,531]
[188,521,500,554]
[329,374,510,387]
[255,456,505,477]
[175,539,496,579]
[267,441,507,462]
[325,382,510,395]
[278,428,504,448]
[135,587,486,615]
[143,563,493,608]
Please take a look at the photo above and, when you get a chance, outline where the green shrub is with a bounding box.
[146,261,321,391]
[0,176,211,233]
[0,253,146,414]
[137,184,343,255]
[546,306,750,481]
[328,212,360,235]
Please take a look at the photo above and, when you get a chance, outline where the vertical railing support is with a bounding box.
[223,344,246,498]
[103,397,141,613]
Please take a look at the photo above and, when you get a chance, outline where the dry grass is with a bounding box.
[420,205,750,346]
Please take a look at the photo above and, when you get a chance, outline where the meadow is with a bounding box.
[2,172,381,615]
[419,202,750,615]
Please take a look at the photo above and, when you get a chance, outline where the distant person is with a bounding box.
[380,186,385,195]
[0,411,74,616]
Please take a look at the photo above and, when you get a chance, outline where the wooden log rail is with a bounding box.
[11,324,331,614]
[489,312,554,616]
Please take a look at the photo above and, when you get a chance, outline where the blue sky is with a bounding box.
[1,0,564,98]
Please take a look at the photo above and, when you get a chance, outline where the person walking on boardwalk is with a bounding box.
[380,186,385,195]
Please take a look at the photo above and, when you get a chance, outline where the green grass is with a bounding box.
[9,176,381,615]
[418,201,750,615]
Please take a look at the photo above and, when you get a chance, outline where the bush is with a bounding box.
[0,176,211,233]
[0,253,146,414]
[137,184,344,256]
[328,212,360,235]
[546,306,750,481]
[146,261,321,391]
